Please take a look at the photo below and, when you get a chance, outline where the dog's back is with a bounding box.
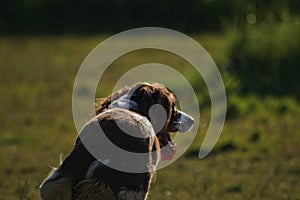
[40,108,160,200]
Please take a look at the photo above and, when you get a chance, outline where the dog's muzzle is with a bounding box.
[168,110,194,133]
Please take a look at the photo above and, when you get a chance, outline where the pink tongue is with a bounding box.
[161,142,176,160]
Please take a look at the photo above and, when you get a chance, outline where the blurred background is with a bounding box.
[0,0,299,199]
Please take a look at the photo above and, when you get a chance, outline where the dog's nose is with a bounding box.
[177,111,194,132]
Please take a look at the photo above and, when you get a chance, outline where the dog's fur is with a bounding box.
[40,82,194,200]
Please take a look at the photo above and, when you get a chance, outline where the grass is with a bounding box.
[0,34,299,199]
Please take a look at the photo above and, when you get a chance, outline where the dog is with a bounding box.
[40,82,194,200]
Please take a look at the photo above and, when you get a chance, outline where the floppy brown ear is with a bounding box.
[130,87,159,115]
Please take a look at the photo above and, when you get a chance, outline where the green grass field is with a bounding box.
[0,34,299,200]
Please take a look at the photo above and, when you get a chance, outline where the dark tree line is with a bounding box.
[1,0,298,35]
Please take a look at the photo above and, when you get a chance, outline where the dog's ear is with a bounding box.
[109,95,139,111]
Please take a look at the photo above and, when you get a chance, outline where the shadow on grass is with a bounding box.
[185,140,238,159]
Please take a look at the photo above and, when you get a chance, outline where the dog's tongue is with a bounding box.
[161,141,176,160]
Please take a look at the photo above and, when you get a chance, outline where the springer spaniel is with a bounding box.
[40,82,194,200]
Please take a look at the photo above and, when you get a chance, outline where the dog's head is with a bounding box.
[97,82,194,160]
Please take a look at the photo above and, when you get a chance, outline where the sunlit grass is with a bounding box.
[0,34,299,199]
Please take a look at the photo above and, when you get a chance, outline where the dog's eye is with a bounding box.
[171,103,177,118]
